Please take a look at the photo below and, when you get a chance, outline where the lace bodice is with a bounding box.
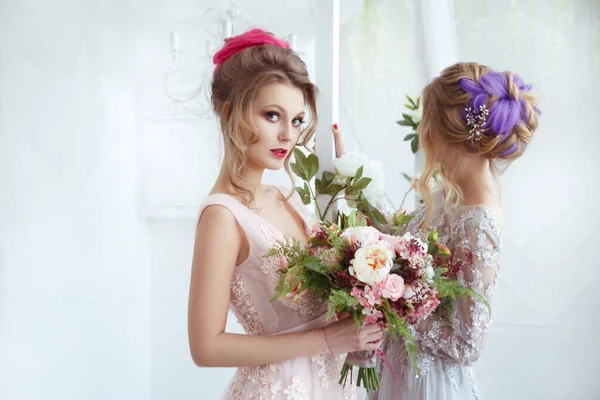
[387,194,502,378]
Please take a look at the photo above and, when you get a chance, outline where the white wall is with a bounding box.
[0,1,151,399]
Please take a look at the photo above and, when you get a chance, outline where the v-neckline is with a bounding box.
[208,188,311,243]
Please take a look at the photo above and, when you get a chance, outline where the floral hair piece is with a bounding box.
[465,104,490,142]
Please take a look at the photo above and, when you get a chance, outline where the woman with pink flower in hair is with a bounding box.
[187,28,382,399]
[371,63,540,399]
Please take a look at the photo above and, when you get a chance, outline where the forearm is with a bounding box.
[191,328,330,367]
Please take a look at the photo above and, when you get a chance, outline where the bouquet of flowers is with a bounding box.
[268,149,489,390]
[267,209,487,390]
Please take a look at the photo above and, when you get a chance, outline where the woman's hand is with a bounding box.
[322,316,384,354]
[332,123,346,158]
[311,123,347,158]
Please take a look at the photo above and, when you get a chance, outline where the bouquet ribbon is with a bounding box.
[349,348,398,383]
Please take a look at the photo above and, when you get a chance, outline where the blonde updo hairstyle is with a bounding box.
[418,62,540,226]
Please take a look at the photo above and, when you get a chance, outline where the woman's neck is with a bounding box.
[453,157,499,206]
[211,158,266,201]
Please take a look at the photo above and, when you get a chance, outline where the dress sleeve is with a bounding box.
[414,209,502,364]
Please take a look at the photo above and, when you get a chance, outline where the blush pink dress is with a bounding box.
[199,188,361,400]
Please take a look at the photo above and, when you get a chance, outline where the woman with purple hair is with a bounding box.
[372,63,541,399]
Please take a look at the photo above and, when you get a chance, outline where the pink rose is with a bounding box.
[379,234,402,256]
[381,274,405,301]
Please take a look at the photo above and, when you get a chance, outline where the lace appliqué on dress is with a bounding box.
[392,205,502,382]
[230,266,265,336]
[225,363,282,400]
[283,376,309,400]
[312,353,346,389]
[225,364,318,400]
[469,369,482,400]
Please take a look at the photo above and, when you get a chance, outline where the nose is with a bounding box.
[278,122,294,142]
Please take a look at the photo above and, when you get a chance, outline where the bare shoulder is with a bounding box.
[198,203,236,228]
[196,204,242,245]
[196,203,249,266]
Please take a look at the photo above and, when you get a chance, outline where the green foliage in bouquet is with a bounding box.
[290,148,387,229]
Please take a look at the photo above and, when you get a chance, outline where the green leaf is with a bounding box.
[293,147,307,163]
[352,177,372,192]
[371,206,388,224]
[315,178,322,194]
[403,133,418,141]
[323,171,335,186]
[354,165,364,181]
[416,96,421,108]
[300,257,332,277]
[411,137,419,154]
[296,183,311,205]
[295,185,306,202]
[346,187,360,197]
[428,230,439,243]
[292,148,309,181]
[434,277,492,316]
[402,173,412,183]
[306,153,320,180]
[348,209,358,228]
[303,182,311,203]
[290,161,302,180]
[402,113,415,123]
[394,213,414,228]
[397,120,413,127]
[327,289,360,322]
[321,184,344,196]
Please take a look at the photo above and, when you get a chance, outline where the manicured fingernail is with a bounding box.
[333,123,338,130]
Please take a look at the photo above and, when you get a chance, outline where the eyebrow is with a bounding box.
[263,104,305,117]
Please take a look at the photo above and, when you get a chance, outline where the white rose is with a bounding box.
[362,158,385,205]
[341,226,381,247]
[349,243,394,285]
[337,201,354,217]
[333,152,366,178]
[333,152,385,205]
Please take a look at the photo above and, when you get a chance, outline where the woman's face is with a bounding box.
[245,82,306,171]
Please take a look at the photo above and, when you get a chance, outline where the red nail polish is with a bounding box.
[333,123,338,130]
